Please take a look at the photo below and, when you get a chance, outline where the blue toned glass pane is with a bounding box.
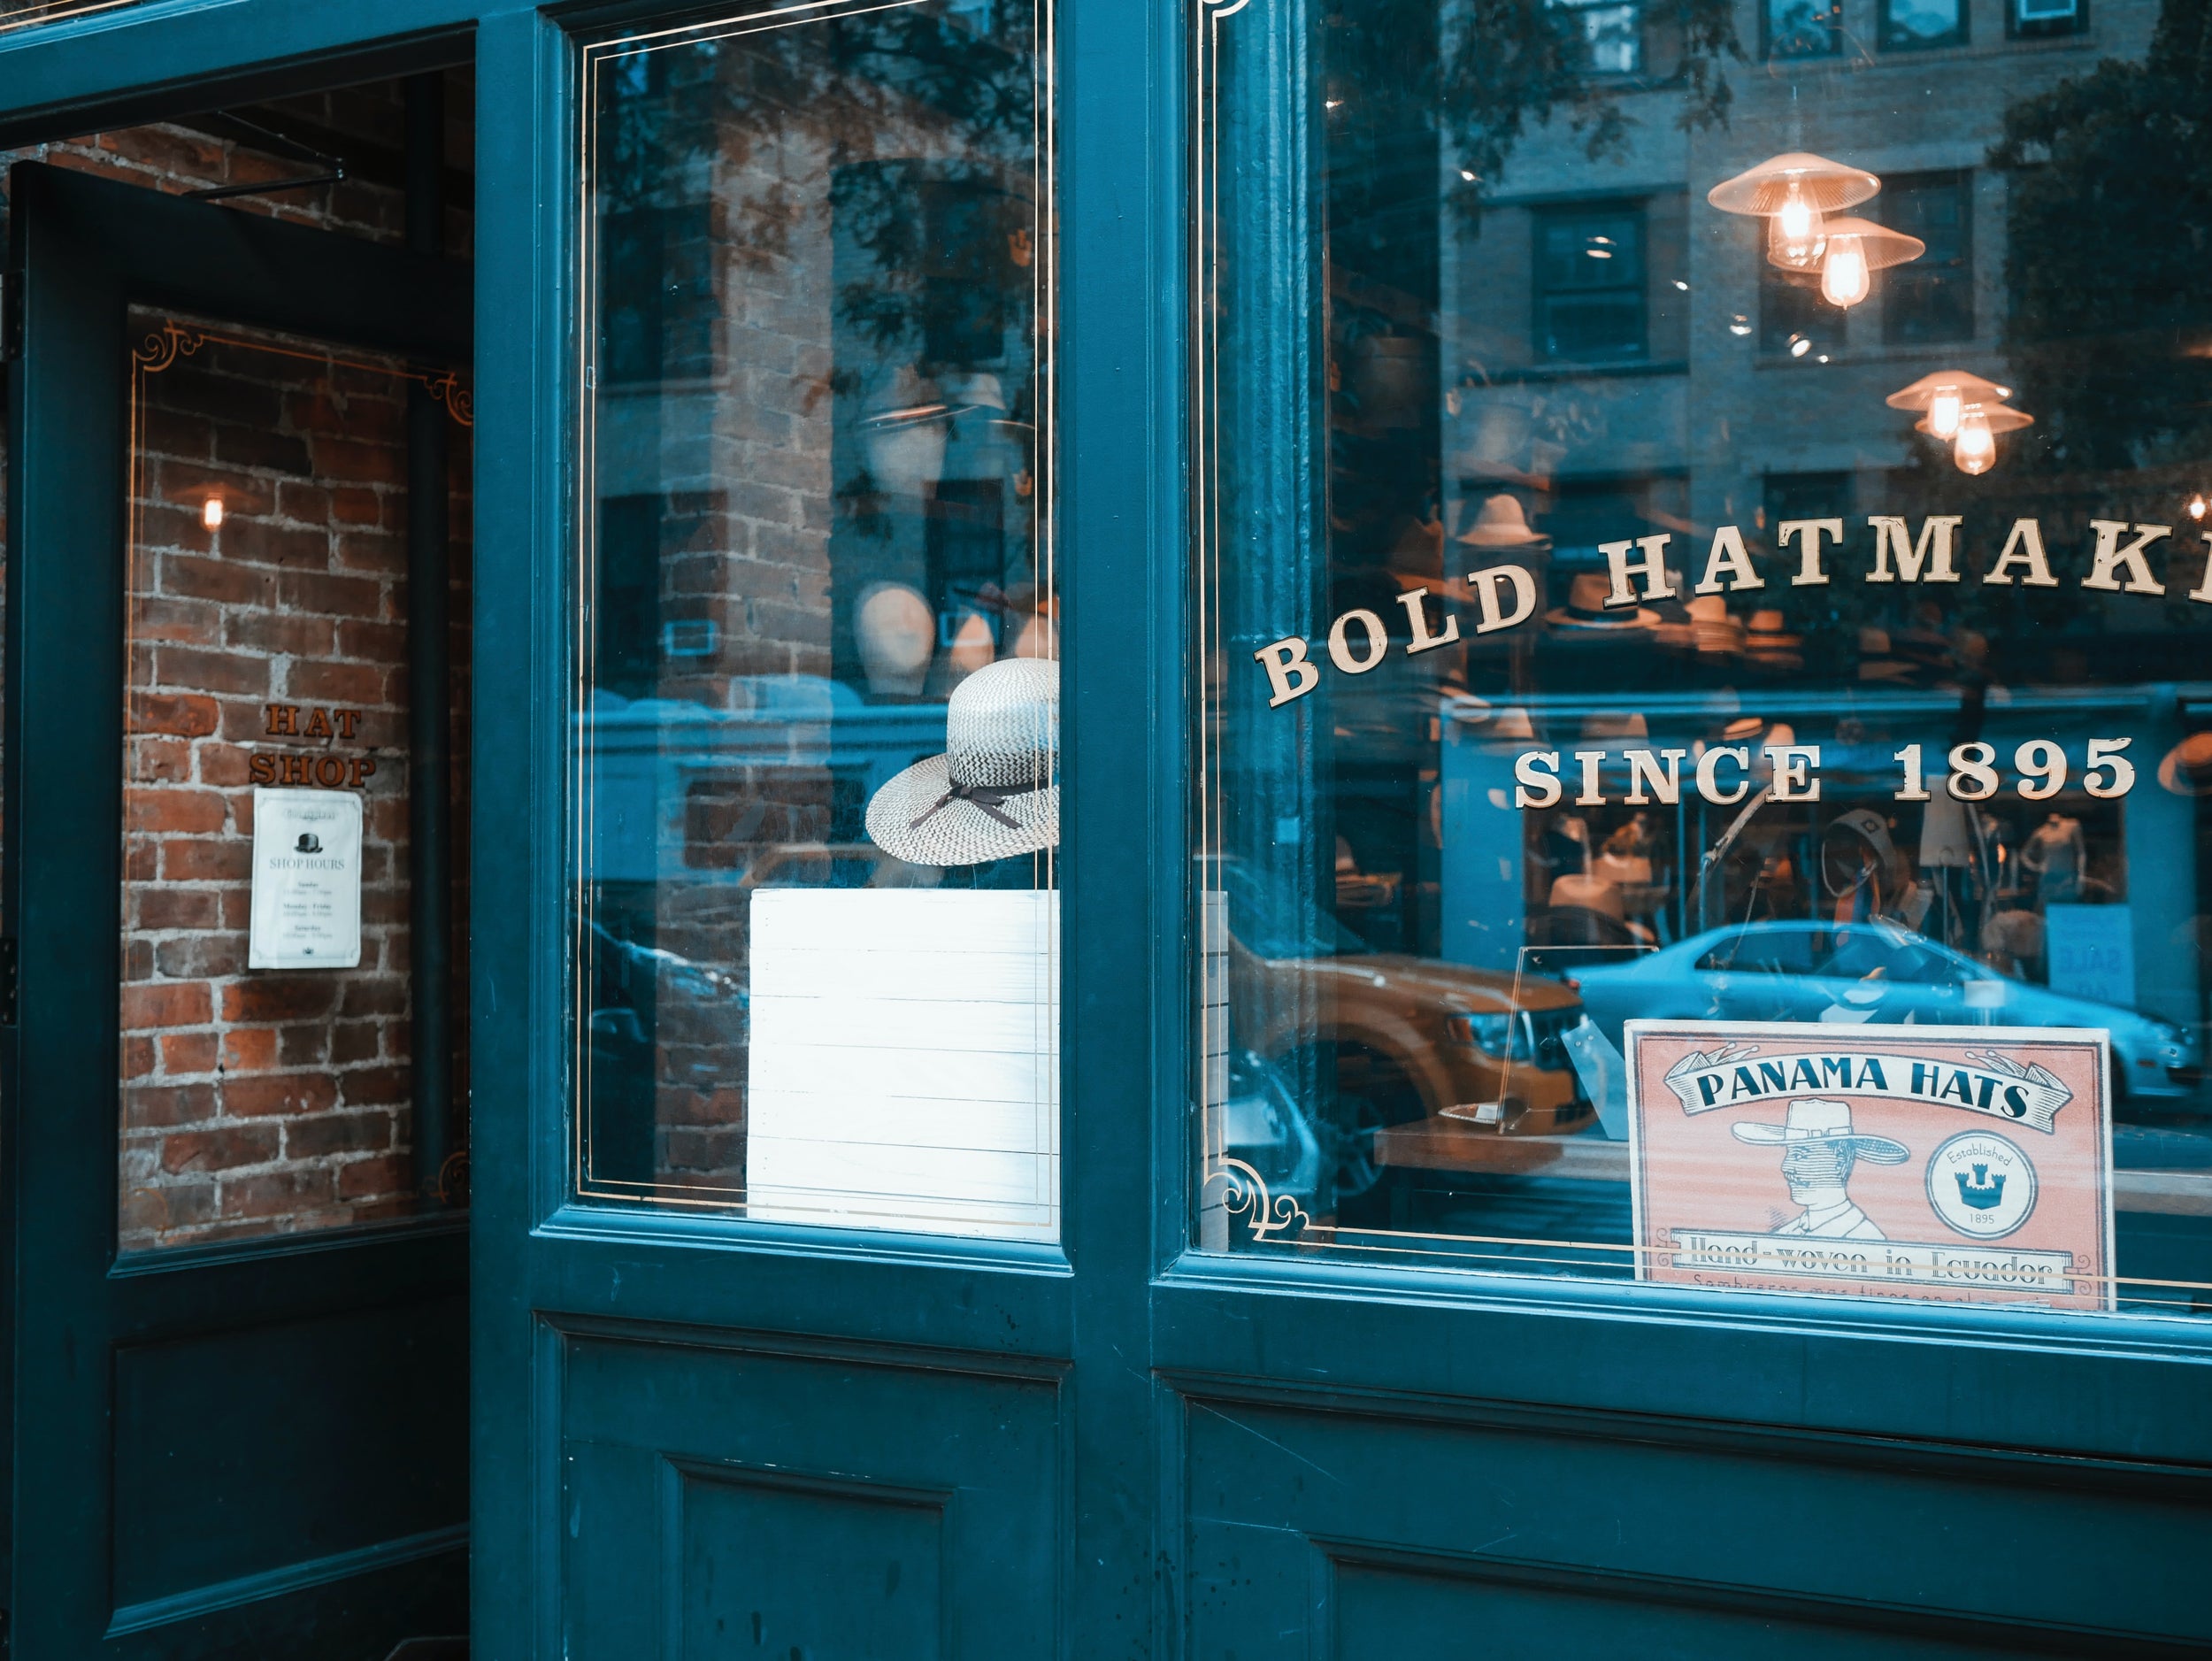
[1196,0,2212,1321]
[574,1,1057,1240]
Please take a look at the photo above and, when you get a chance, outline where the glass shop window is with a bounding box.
[573,1,1057,1240]
[1765,0,1844,58]
[1535,208,1647,363]
[1197,0,2212,1319]
[1881,0,1967,49]
[1879,172,1975,346]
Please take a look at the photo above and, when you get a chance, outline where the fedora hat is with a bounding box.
[1456,493,1550,549]
[2160,732,2212,797]
[866,657,1058,866]
[1547,570,1658,630]
[1731,1097,1909,1161]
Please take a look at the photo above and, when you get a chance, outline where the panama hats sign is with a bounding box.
[1626,1020,2114,1311]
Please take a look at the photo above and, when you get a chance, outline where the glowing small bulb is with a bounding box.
[2190,495,2208,520]
[1953,405,1996,475]
[202,496,224,530]
[1819,235,1870,307]
[1927,385,1963,441]
[1459,169,1478,182]
[1789,336,1811,358]
[1770,181,1826,266]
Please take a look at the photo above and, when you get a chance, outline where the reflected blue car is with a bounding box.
[1574,920,2199,1103]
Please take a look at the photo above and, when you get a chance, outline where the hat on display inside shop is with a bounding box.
[866,657,1059,866]
[1687,593,1747,655]
[1744,608,1805,668]
[1547,570,1659,630]
[1456,493,1551,549]
[856,581,935,696]
[2159,731,2212,797]
[1488,706,1538,740]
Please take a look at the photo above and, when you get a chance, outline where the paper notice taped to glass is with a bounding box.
[248,786,364,969]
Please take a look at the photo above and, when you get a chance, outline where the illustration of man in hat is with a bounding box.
[1732,1098,1910,1240]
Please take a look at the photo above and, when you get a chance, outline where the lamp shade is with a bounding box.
[1767,216,1924,273]
[1915,403,2032,437]
[1706,151,1881,217]
[1885,370,2016,412]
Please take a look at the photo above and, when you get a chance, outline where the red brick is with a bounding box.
[339,1065,409,1107]
[223,1028,278,1072]
[127,788,227,834]
[120,981,211,1030]
[307,436,405,487]
[198,745,253,788]
[275,481,333,524]
[278,570,380,617]
[278,1024,331,1067]
[330,1020,382,1064]
[128,1082,219,1127]
[288,1111,392,1158]
[221,1168,337,1219]
[130,691,219,737]
[154,645,270,697]
[221,978,337,1023]
[337,1153,412,1201]
[122,1035,158,1080]
[330,487,383,527]
[336,619,405,662]
[159,1032,220,1074]
[288,661,385,705]
[162,553,277,607]
[154,934,246,979]
[216,519,330,572]
[129,736,195,783]
[131,596,221,645]
[160,1125,280,1173]
[339,977,407,1018]
[223,1073,339,1118]
[161,839,249,882]
[136,887,219,929]
[225,611,334,656]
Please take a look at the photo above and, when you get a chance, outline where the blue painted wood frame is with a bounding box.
[3,0,2209,1654]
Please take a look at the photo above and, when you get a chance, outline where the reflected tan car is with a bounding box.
[1228,934,1595,1182]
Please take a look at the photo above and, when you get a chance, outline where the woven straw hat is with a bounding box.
[866,657,1059,866]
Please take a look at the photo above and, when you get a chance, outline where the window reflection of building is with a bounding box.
[1534,205,1648,363]
[1878,172,1975,344]
[1882,0,1969,48]
[1765,0,1843,57]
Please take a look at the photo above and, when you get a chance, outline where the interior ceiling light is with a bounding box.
[1708,150,1881,265]
[1886,370,2016,441]
[1770,217,1924,307]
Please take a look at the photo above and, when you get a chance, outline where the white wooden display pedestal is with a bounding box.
[746,888,1060,1241]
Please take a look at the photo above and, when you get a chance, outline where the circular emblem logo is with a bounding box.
[1926,1130,2038,1239]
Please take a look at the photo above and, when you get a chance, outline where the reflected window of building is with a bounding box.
[1761,261,1847,360]
[1534,205,1647,363]
[1880,172,1975,344]
[1881,0,1967,49]
[1765,0,1844,56]
[1553,0,1645,75]
[2011,0,2088,35]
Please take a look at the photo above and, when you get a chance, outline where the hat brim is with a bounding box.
[1546,607,1659,630]
[1732,1123,1910,1161]
[1457,530,1551,548]
[2159,744,2212,797]
[866,753,1059,866]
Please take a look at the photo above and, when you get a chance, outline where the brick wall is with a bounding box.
[0,81,474,1249]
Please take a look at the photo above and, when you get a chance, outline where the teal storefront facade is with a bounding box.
[0,0,2208,1653]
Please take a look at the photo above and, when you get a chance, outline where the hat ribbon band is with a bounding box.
[910,777,1042,832]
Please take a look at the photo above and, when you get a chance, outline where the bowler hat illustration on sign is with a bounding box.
[1732,1097,1910,1241]
[1547,570,1658,630]
[866,657,1059,866]
[295,833,322,854]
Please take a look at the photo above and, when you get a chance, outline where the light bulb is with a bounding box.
[202,496,224,530]
[1819,235,1870,307]
[1927,385,1963,440]
[1770,181,1826,266]
[1954,406,1996,475]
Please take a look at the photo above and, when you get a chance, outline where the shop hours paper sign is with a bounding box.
[1626,1020,2114,1311]
[248,788,364,969]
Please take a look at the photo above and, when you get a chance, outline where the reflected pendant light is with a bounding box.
[1707,151,1883,269]
[1888,372,2027,471]
[1769,216,1924,307]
